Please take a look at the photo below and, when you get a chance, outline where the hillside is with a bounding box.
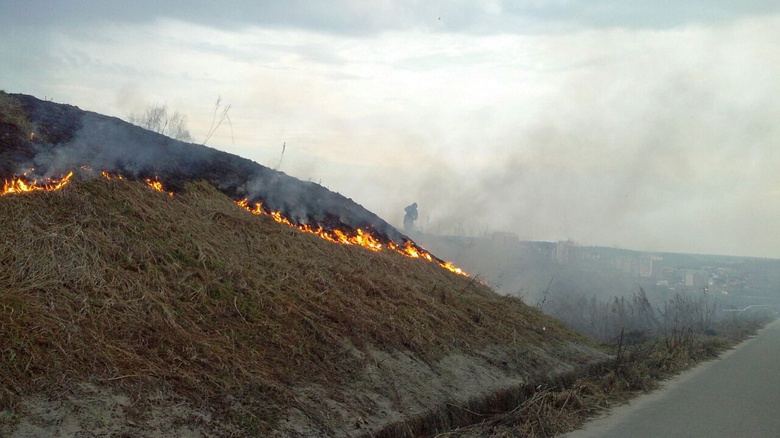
[1,91,607,436]
[0,175,605,437]
[0,92,412,249]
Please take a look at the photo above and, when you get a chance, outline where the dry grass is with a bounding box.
[0,175,587,434]
[433,321,769,438]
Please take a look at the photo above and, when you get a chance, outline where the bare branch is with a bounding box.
[128,103,191,142]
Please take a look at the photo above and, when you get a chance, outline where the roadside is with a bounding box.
[430,314,774,438]
[566,318,780,438]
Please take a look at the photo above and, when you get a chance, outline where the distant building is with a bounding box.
[684,269,709,289]
[684,272,695,287]
[639,255,662,278]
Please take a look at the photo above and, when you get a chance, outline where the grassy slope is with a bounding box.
[0,175,598,435]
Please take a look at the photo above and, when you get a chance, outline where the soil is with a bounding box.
[1,383,226,438]
[1,342,607,437]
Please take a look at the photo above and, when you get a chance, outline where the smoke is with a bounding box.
[13,95,409,245]
[29,115,189,177]
[115,82,147,117]
[6,12,779,258]
[361,21,780,257]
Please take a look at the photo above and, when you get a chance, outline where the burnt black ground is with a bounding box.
[3,93,418,249]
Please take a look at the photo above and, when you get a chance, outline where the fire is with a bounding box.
[101,171,124,180]
[2,171,74,196]
[236,198,468,276]
[145,177,174,197]
[440,261,465,276]
[237,198,383,251]
[1,167,468,277]
[396,241,434,262]
[102,171,171,197]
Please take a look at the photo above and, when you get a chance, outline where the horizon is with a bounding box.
[2,1,779,259]
[411,228,780,261]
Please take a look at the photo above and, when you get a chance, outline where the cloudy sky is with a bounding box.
[2,1,779,258]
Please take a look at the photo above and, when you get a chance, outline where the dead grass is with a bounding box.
[0,175,589,434]
[431,320,769,438]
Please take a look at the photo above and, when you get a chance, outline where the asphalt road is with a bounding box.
[566,319,780,438]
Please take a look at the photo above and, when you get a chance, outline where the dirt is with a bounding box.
[0,383,228,438]
[1,342,607,437]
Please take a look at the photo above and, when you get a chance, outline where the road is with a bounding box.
[566,319,780,438]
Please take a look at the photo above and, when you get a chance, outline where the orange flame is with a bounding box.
[100,171,169,197]
[101,171,124,180]
[236,198,468,276]
[2,171,74,196]
[145,177,174,197]
[1,167,468,277]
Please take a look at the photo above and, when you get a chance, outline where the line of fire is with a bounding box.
[2,168,468,277]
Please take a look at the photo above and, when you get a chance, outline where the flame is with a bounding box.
[237,198,384,251]
[440,261,465,276]
[2,171,74,196]
[398,240,434,262]
[236,198,468,276]
[102,171,170,196]
[145,177,174,197]
[1,167,468,277]
[101,171,124,180]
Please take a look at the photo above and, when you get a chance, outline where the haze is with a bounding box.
[2,1,779,258]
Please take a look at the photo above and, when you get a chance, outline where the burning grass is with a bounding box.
[0,175,587,434]
[236,198,468,276]
[2,171,74,195]
[2,167,467,276]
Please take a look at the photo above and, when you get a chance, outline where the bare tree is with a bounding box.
[129,103,192,142]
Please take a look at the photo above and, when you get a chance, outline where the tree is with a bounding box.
[129,103,192,142]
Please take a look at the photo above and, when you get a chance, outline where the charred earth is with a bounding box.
[1,92,416,250]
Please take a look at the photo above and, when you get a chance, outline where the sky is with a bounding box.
[2,1,779,258]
